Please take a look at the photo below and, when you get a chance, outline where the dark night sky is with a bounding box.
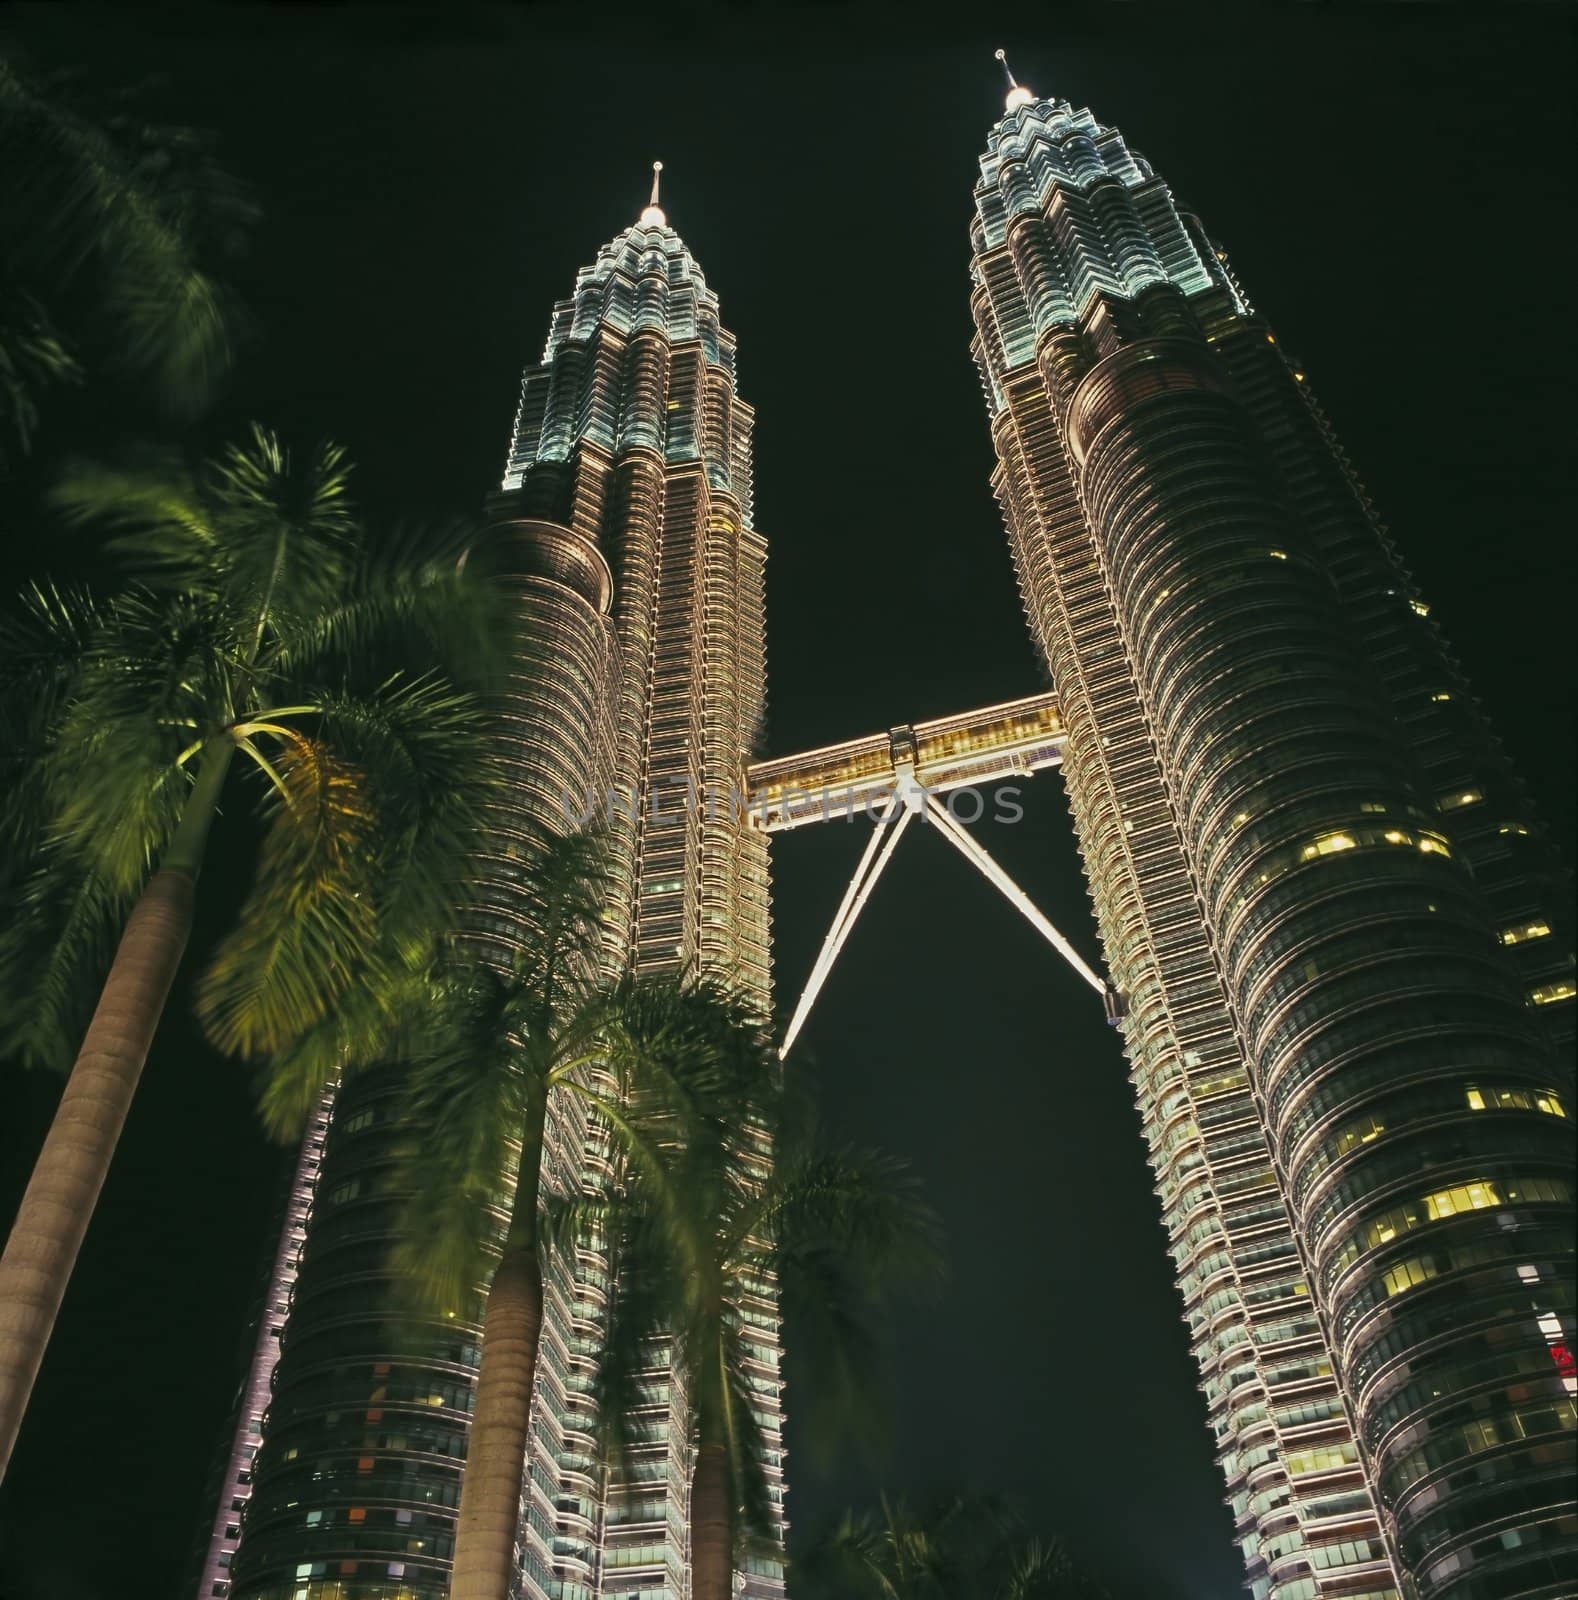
[0,7,1574,1599]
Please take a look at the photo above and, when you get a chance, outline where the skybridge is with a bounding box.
[744,691,1123,1057]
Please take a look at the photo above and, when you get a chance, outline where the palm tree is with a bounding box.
[590,1102,946,1600]
[0,55,253,463]
[794,1496,1110,1600]
[0,426,502,1478]
[356,827,774,1600]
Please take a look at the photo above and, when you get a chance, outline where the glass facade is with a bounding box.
[970,88,1575,1600]
[221,207,782,1600]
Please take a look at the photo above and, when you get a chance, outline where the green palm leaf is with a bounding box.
[194,731,377,1059]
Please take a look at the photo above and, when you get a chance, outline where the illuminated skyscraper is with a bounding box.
[221,169,783,1600]
[969,58,1576,1600]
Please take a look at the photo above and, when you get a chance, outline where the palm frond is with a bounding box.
[41,586,222,894]
[0,849,133,1072]
[0,581,107,868]
[602,971,776,1133]
[194,731,378,1059]
[307,671,503,966]
[748,1147,947,1295]
[251,957,429,1141]
[999,1536,1107,1600]
[48,451,220,594]
[380,960,539,1315]
[592,1200,678,1484]
[0,288,81,466]
[202,426,357,627]
[269,515,507,695]
[0,57,239,415]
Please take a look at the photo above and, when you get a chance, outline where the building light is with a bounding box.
[1500,921,1551,946]
[1530,980,1576,1006]
[1500,822,1531,837]
[1431,691,1452,703]
[1410,598,1430,616]
[1440,789,1484,811]
[1466,1088,1486,1110]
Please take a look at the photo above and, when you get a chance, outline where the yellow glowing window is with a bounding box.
[1268,549,1288,560]
[1410,598,1430,616]
[1383,1256,1439,1298]
[1266,333,1277,344]
[1440,789,1484,811]
[1302,831,1356,860]
[1293,371,1306,382]
[348,1507,367,1524]
[1431,691,1452,703]
[1466,1088,1487,1110]
[1500,921,1552,946]
[1423,1181,1502,1220]
[1418,835,1452,856]
[1535,1093,1569,1118]
[1500,822,1531,837]
[1530,980,1576,1006]
[1384,829,1411,845]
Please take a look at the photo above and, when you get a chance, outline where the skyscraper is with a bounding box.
[222,172,783,1600]
[969,61,1576,1600]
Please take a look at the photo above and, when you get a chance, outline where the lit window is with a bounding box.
[1293,371,1306,382]
[348,1508,366,1523]
[1500,920,1552,946]
[1268,549,1288,560]
[1466,1088,1487,1110]
[1440,789,1483,811]
[1530,980,1576,1006]
[1535,1092,1568,1119]
[1410,598,1430,616]
[1500,822,1531,837]
[1423,1180,1502,1220]
[1266,333,1276,344]
[1431,691,1452,703]
[1301,831,1356,860]
[1418,835,1452,856]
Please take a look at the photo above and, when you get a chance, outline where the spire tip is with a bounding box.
[640,160,667,227]
[996,48,1034,110]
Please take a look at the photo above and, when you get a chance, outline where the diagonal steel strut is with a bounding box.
[778,796,913,1060]
[778,780,1122,1060]
[921,790,1107,996]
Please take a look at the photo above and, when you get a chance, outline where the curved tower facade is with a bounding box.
[225,186,782,1600]
[969,74,1575,1600]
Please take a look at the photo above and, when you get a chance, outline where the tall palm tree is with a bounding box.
[0,55,253,463]
[591,1103,946,1600]
[0,426,502,1478]
[346,827,774,1600]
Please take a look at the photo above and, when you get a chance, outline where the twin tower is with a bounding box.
[203,68,1575,1600]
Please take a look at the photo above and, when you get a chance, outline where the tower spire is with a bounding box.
[640,160,666,227]
[994,48,1035,111]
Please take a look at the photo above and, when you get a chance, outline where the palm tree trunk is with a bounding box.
[450,1101,547,1600]
[0,737,232,1481]
[692,1435,734,1600]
